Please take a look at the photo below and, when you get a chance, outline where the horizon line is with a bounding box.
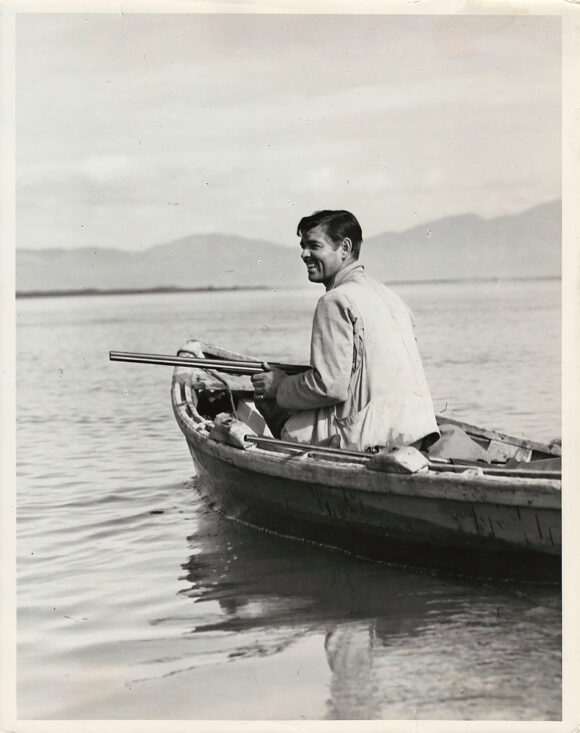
[15,276,561,299]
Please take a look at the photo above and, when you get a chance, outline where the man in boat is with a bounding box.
[251,209,439,452]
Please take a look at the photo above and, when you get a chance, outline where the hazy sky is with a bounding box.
[16,13,561,250]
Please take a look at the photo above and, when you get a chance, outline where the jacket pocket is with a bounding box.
[332,400,376,450]
[333,399,371,429]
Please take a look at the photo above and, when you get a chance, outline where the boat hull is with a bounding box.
[171,343,561,579]
[184,430,560,579]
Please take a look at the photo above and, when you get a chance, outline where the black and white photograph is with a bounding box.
[2,1,579,728]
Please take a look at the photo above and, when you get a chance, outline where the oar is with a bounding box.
[109,350,309,375]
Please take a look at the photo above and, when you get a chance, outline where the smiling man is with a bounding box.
[251,210,439,452]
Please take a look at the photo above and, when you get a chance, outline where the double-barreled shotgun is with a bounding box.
[109,350,309,375]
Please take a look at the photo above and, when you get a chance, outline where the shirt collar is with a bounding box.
[326,260,364,291]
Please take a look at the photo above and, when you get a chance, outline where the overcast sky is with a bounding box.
[16,13,561,251]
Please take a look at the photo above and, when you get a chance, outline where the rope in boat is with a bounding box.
[178,348,238,418]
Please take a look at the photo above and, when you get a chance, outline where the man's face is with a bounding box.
[299,225,344,286]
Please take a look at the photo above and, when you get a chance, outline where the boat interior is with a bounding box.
[173,341,562,480]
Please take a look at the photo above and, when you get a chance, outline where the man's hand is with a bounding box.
[251,362,286,401]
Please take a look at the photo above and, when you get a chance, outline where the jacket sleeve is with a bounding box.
[276,292,354,410]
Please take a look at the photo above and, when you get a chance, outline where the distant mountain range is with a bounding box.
[16,200,561,294]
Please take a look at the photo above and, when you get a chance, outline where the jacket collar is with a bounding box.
[326,260,365,291]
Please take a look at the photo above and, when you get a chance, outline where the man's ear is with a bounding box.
[340,237,353,258]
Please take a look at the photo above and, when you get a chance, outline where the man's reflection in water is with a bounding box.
[325,623,381,720]
[324,613,423,720]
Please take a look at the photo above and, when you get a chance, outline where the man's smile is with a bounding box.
[299,225,350,286]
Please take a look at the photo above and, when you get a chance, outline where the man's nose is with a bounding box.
[301,248,310,260]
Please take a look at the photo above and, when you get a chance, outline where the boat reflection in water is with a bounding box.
[179,481,561,720]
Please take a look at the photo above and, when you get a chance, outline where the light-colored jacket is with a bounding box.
[276,262,439,451]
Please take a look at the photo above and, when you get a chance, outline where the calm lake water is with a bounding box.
[16,279,561,720]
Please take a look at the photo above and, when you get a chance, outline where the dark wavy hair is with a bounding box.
[296,210,363,259]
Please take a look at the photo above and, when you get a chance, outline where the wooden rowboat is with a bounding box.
[171,340,561,579]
